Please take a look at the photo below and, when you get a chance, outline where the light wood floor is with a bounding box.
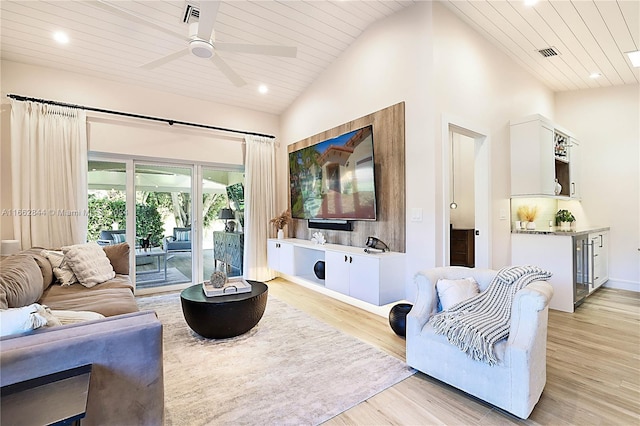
[267,278,640,425]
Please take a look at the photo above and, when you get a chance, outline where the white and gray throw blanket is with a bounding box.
[428,265,552,366]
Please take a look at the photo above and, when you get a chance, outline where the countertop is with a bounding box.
[512,226,610,236]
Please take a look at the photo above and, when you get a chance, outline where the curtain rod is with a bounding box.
[6,94,275,139]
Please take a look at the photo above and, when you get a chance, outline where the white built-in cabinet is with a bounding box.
[267,238,405,306]
[510,114,581,199]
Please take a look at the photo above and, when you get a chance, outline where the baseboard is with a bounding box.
[603,278,639,293]
[277,273,407,318]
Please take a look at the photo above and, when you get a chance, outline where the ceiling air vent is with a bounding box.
[537,47,560,58]
[182,4,199,23]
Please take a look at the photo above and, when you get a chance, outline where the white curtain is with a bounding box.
[10,100,88,249]
[243,135,276,282]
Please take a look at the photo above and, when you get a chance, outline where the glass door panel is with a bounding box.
[87,160,128,246]
[202,168,244,281]
[135,163,193,289]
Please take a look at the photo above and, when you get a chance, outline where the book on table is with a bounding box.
[202,278,251,297]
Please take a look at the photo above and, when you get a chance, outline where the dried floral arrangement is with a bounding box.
[517,205,538,222]
[270,210,292,230]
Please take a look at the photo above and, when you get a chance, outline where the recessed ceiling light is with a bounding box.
[53,31,69,44]
[626,50,640,68]
[524,0,538,6]
[590,72,601,79]
[258,84,268,94]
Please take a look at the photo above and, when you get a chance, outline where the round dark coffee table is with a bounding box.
[180,281,268,339]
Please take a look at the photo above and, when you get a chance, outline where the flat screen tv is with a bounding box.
[289,125,377,221]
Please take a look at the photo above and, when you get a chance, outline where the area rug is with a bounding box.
[136,267,190,288]
[136,292,415,425]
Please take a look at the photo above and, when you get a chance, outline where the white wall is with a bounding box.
[433,2,555,272]
[280,2,557,301]
[280,2,434,300]
[1,61,280,239]
[555,84,640,291]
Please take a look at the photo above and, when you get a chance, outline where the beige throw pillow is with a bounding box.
[436,277,480,311]
[41,250,78,286]
[62,242,115,288]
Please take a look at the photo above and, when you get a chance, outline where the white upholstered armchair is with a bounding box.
[406,267,554,419]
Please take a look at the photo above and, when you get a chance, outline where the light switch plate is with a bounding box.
[499,209,507,220]
[411,208,423,222]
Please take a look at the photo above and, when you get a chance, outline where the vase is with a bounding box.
[554,179,562,195]
[560,221,571,231]
[277,229,284,239]
[526,221,536,230]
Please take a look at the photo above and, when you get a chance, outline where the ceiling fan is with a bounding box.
[91,1,297,87]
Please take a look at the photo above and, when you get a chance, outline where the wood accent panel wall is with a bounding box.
[287,102,406,252]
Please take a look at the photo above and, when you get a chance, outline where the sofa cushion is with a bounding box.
[41,250,78,286]
[436,277,480,311]
[23,248,55,289]
[39,277,138,317]
[102,243,130,275]
[62,242,115,288]
[0,255,45,308]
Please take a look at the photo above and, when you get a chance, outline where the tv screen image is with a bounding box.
[289,125,377,221]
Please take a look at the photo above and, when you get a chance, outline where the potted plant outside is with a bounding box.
[555,209,575,231]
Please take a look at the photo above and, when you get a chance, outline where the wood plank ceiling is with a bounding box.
[1,1,638,116]
[442,0,639,92]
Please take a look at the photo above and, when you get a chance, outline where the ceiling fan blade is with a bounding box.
[215,43,297,58]
[141,48,190,70]
[211,55,246,87]
[88,1,187,41]
[197,1,220,41]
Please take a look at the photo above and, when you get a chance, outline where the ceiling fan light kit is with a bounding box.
[190,39,214,59]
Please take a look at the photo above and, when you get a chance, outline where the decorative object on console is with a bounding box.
[271,209,291,239]
[219,208,236,233]
[364,236,390,253]
[389,303,413,337]
[311,232,326,245]
[313,261,326,280]
[555,209,576,231]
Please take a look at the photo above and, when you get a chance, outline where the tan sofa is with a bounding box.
[0,243,164,425]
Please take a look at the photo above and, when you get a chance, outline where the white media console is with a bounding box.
[267,238,406,306]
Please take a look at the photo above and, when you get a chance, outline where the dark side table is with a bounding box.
[180,281,268,339]
[1,364,92,426]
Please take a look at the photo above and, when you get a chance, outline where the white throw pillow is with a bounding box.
[0,303,49,337]
[50,310,105,325]
[41,250,78,286]
[436,277,480,311]
[62,242,115,288]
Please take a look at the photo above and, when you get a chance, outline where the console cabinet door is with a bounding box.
[267,240,294,275]
[325,251,350,295]
[569,138,581,199]
[347,254,380,305]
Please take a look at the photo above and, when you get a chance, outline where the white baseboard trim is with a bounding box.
[277,273,409,318]
[603,278,639,293]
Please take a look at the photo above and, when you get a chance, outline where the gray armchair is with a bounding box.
[163,227,191,253]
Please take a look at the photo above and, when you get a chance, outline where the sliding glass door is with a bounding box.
[88,156,244,292]
[201,168,245,281]
[135,163,193,289]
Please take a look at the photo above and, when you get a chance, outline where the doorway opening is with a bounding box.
[442,119,491,268]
